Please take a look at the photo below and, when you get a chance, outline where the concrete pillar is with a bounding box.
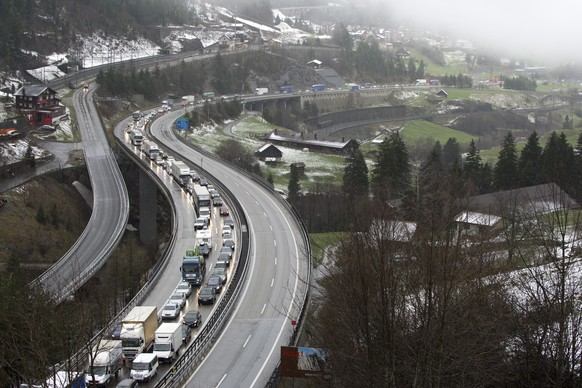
[139,169,157,246]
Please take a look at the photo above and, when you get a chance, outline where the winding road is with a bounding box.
[148,110,310,387]
[31,85,129,301]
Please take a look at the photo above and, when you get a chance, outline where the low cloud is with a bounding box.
[384,0,582,64]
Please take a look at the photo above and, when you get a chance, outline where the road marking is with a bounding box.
[243,334,252,348]
[274,240,277,247]
[261,303,266,315]
[269,225,273,231]
[263,211,267,218]
[274,257,277,266]
[271,278,274,287]
[216,373,227,387]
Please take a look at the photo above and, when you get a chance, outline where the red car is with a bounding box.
[220,206,230,216]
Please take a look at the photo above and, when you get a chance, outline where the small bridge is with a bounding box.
[540,92,582,108]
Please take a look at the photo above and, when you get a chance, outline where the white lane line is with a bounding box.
[271,278,274,287]
[243,334,252,348]
[274,240,277,247]
[261,303,266,315]
[274,257,277,266]
[216,373,227,387]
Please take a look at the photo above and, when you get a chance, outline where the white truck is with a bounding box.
[254,87,268,95]
[129,129,143,147]
[85,339,123,386]
[143,140,160,160]
[197,227,212,246]
[171,160,191,186]
[182,95,195,106]
[120,306,158,360]
[153,322,183,363]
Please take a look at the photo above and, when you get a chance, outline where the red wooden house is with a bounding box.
[14,85,64,125]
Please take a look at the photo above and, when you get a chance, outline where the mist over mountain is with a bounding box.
[385,0,582,65]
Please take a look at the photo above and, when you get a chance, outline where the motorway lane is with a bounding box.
[113,117,233,386]
[34,86,129,300]
[149,111,309,387]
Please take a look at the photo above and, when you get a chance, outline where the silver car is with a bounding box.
[175,281,192,297]
[169,292,186,309]
[162,303,180,320]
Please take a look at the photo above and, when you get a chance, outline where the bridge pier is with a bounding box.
[139,169,157,246]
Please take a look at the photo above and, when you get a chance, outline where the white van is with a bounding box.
[130,353,158,382]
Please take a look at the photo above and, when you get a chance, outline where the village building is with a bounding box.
[255,143,283,163]
[306,59,322,69]
[267,129,358,154]
[14,85,65,125]
[454,183,577,237]
[290,162,305,176]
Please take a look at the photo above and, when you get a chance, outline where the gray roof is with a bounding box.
[15,85,56,97]
[267,131,355,150]
[461,183,577,218]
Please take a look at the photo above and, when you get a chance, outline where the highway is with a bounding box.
[31,85,129,301]
[146,110,310,387]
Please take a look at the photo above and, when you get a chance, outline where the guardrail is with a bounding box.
[162,129,312,387]
[41,136,180,379]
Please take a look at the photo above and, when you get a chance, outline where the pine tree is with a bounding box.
[407,57,417,82]
[494,132,518,190]
[342,145,369,198]
[416,60,425,79]
[573,132,582,200]
[464,139,481,183]
[442,137,460,170]
[518,132,542,187]
[332,23,352,50]
[562,115,573,130]
[542,131,575,190]
[371,131,410,201]
[288,164,301,199]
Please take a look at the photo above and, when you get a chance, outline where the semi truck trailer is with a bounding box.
[171,160,191,186]
[120,306,158,360]
[129,129,143,147]
[142,140,160,160]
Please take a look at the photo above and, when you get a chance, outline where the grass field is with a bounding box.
[400,119,475,145]
[409,48,467,76]
[309,232,346,267]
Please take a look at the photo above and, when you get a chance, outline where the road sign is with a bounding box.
[177,117,189,131]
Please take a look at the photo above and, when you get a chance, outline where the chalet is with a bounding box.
[395,47,410,59]
[454,183,577,237]
[267,129,359,154]
[306,59,322,69]
[14,85,59,111]
[218,34,235,51]
[436,89,448,98]
[14,85,64,125]
[255,143,283,163]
